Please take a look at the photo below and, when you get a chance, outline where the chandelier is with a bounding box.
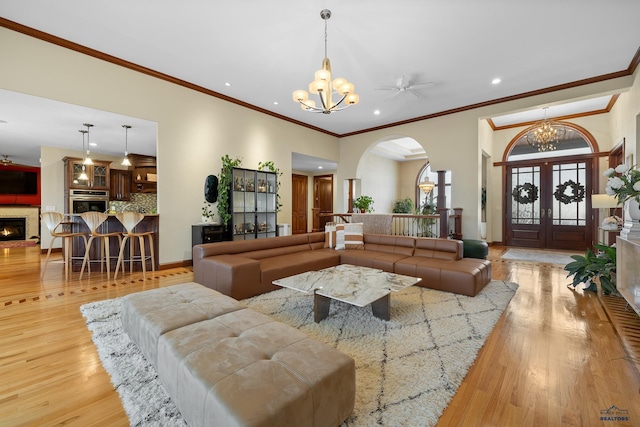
[526,107,566,152]
[418,180,435,194]
[292,9,359,114]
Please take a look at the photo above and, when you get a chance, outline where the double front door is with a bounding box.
[505,157,593,250]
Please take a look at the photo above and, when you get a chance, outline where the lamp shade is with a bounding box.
[591,194,618,209]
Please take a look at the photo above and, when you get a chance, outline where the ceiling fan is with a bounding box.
[376,75,434,100]
[1,155,13,166]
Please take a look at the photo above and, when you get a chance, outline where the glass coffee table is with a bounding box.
[273,264,421,322]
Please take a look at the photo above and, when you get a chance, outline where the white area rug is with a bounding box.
[501,248,579,265]
[81,280,518,427]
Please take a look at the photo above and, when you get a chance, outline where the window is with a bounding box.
[416,163,451,212]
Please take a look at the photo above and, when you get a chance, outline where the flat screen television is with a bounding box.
[0,170,39,194]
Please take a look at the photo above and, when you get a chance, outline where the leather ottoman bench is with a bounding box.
[121,282,355,427]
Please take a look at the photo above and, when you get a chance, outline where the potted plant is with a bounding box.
[353,195,374,213]
[564,244,617,295]
[392,197,414,213]
[216,155,242,227]
[201,202,215,223]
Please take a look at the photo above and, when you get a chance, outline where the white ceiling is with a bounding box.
[1,1,639,167]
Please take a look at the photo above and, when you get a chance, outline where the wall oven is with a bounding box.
[69,189,109,214]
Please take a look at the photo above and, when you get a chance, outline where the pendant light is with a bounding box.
[121,125,132,166]
[78,129,89,181]
[82,123,94,165]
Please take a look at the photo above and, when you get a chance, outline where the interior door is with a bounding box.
[314,175,333,231]
[506,157,592,250]
[291,174,308,234]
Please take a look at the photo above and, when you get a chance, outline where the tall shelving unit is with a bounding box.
[229,167,277,240]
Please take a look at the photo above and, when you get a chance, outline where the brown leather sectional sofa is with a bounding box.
[193,232,491,300]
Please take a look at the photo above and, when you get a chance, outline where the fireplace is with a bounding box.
[0,218,26,241]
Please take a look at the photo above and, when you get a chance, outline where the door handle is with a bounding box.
[548,208,552,217]
[541,209,545,218]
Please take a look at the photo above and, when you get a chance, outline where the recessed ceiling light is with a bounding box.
[491,78,501,85]
[273,101,279,105]
[225,82,231,87]
[89,142,97,147]
[374,110,381,115]
[318,166,323,169]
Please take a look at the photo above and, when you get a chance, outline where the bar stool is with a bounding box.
[79,212,123,280]
[41,212,89,280]
[114,212,155,280]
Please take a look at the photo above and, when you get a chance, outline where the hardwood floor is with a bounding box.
[0,246,639,426]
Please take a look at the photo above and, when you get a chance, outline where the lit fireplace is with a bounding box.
[0,218,26,241]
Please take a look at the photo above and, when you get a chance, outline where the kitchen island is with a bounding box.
[66,214,159,273]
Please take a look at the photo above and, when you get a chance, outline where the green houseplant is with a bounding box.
[564,244,617,295]
[217,155,242,227]
[353,195,374,213]
[392,197,414,213]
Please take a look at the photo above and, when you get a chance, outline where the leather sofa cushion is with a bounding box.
[260,250,340,290]
[394,257,445,287]
[413,238,462,260]
[339,251,409,272]
[363,234,415,256]
[241,244,311,260]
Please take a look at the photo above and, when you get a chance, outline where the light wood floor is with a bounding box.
[1,246,639,426]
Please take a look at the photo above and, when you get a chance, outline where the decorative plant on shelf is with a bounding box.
[257,160,282,213]
[564,244,617,295]
[353,195,374,213]
[392,197,414,213]
[201,202,215,223]
[217,155,242,227]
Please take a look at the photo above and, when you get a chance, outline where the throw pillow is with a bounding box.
[324,223,337,248]
[335,222,364,250]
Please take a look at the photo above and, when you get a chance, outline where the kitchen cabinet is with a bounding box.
[110,169,132,201]
[228,167,277,241]
[63,157,110,190]
[129,153,157,193]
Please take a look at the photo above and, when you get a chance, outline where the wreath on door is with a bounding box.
[553,179,585,204]
[512,183,539,204]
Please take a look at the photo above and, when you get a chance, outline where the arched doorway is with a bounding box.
[503,122,599,250]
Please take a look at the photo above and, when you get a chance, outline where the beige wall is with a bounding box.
[359,152,398,213]
[1,28,338,263]
[3,26,639,261]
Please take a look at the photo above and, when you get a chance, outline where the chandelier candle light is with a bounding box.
[292,9,359,114]
[526,107,566,152]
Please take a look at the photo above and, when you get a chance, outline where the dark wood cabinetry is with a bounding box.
[192,224,224,246]
[63,157,110,190]
[129,154,157,193]
[110,169,132,201]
